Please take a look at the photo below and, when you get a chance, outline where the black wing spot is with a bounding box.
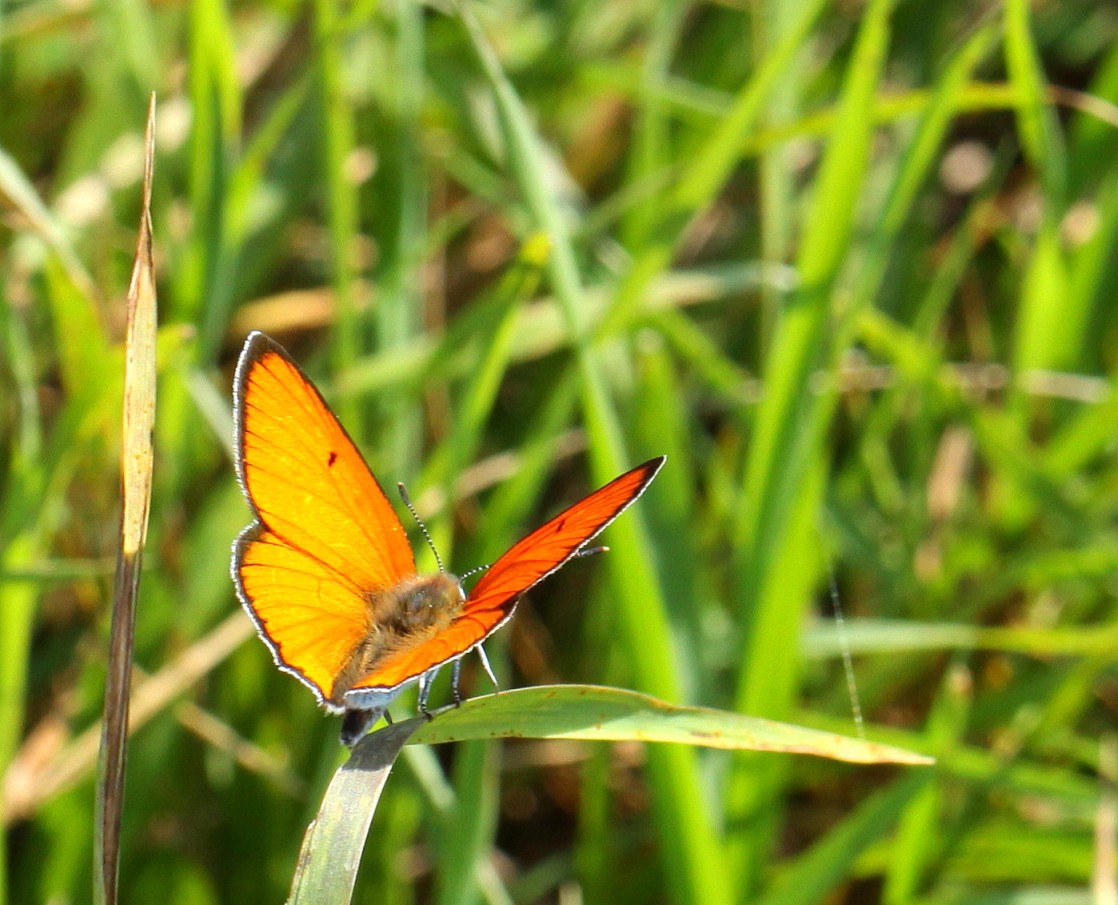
[327,450,338,467]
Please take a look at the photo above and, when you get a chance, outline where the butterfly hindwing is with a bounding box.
[234,524,372,708]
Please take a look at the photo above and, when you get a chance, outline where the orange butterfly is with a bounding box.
[231,332,664,745]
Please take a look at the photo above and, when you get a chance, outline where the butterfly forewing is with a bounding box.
[234,332,416,593]
[345,456,666,697]
[466,456,665,613]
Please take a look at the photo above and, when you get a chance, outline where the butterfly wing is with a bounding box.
[234,525,374,709]
[344,456,665,704]
[232,331,417,706]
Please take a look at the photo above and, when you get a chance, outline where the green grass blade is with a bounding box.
[1005,0,1078,374]
[0,147,98,299]
[432,738,500,905]
[609,0,828,331]
[0,199,54,905]
[853,22,999,307]
[313,0,362,427]
[1004,0,1065,201]
[182,0,241,356]
[413,686,930,765]
[804,619,1118,658]
[370,0,427,479]
[288,720,424,905]
[883,663,973,904]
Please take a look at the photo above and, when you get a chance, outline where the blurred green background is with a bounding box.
[3,0,1118,902]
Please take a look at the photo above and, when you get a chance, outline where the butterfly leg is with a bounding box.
[417,668,436,720]
[476,644,500,694]
[451,658,463,707]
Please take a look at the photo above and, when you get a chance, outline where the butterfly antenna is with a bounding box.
[397,482,445,573]
[459,562,490,581]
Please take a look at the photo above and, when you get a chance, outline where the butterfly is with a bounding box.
[231,331,665,745]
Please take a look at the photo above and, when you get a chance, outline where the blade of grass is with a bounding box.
[432,732,501,905]
[883,663,974,904]
[288,719,426,905]
[574,746,613,903]
[803,619,1118,658]
[1005,0,1077,375]
[418,235,549,554]
[103,0,159,93]
[1004,0,1065,201]
[630,335,706,702]
[413,686,931,765]
[465,371,581,549]
[755,0,814,351]
[94,95,156,905]
[621,0,688,251]
[370,0,426,480]
[182,0,240,355]
[43,258,114,397]
[313,0,362,429]
[401,745,516,905]
[0,523,39,905]
[852,22,999,309]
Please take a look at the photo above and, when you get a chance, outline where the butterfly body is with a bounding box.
[328,571,465,707]
[231,331,663,745]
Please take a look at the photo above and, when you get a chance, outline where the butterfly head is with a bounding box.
[392,572,466,632]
